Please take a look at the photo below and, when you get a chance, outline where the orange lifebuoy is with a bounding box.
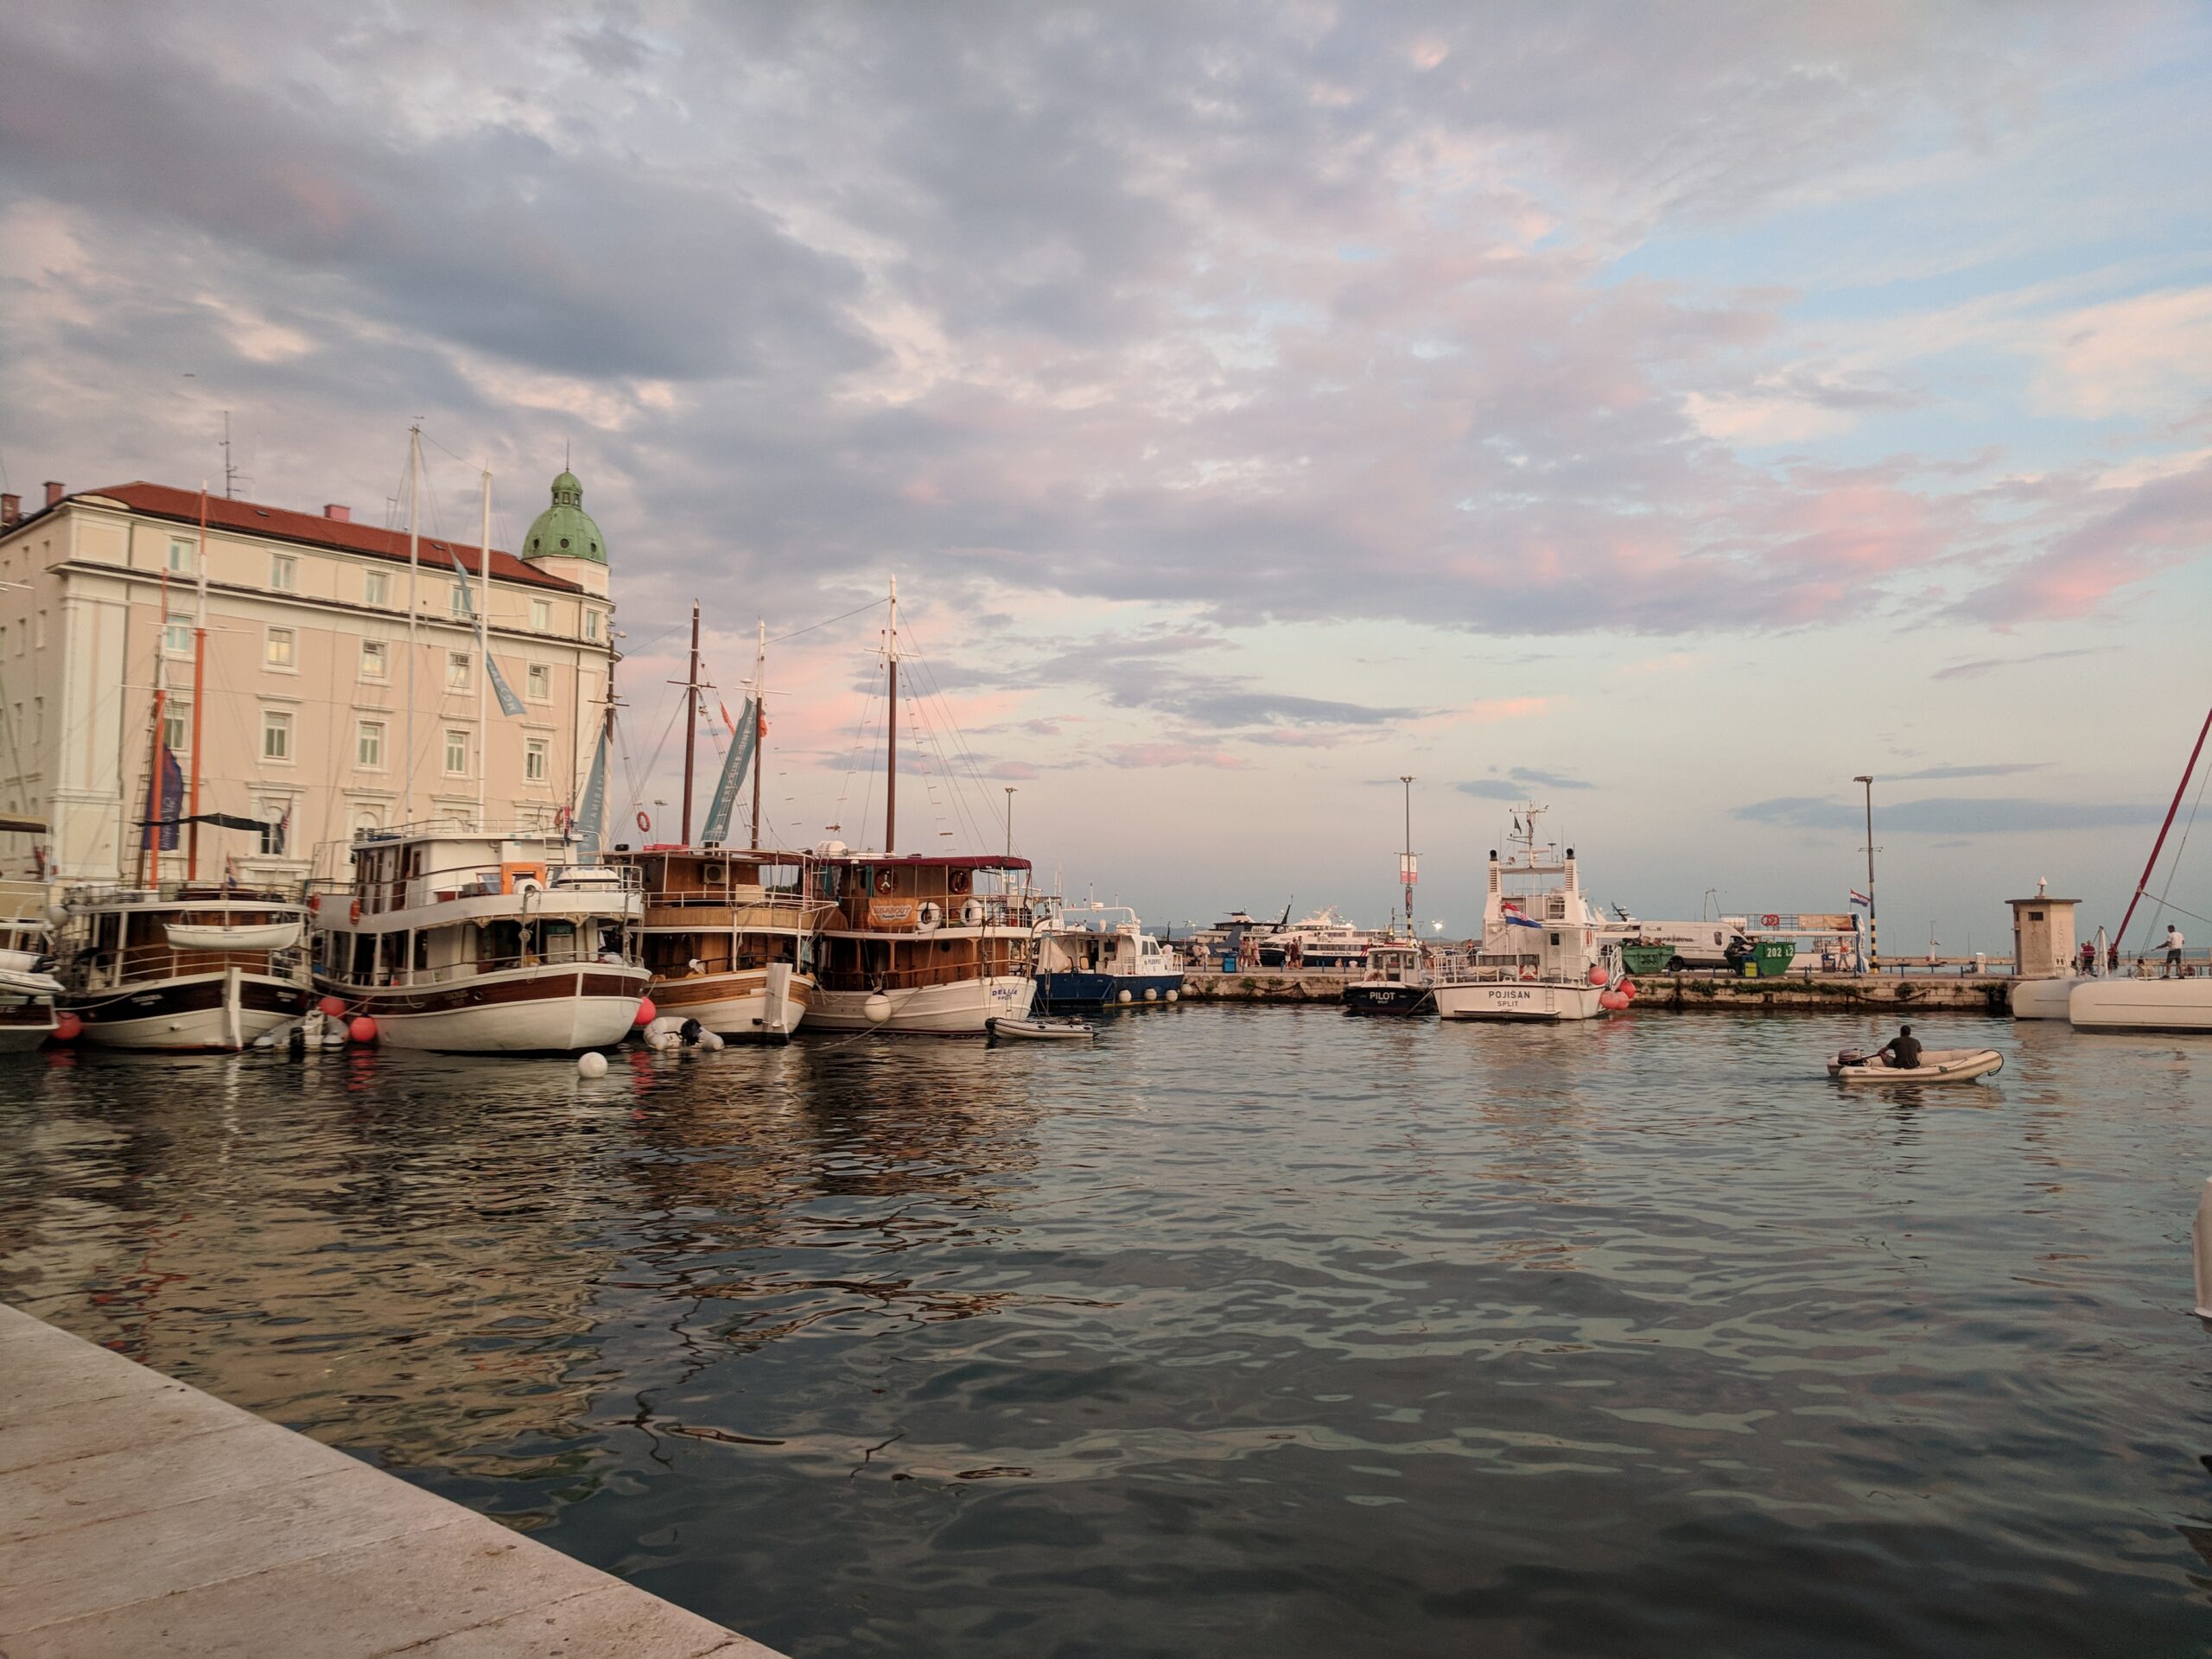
[1520,967,1537,981]
[1761,912,1781,929]
[948,868,971,893]
[635,810,652,834]
[308,893,321,912]
[875,869,895,894]
[349,899,363,924]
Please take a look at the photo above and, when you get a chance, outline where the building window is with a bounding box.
[11,619,22,656]
[447,651,471,690]
[530,598,551,631]
[167,537,194,573]
[449,582,470,618]
[526,663,550,702]
[364,569,390,607]
[35,609,46,649]
[524,737,548,782]
[162,706,188,753]
[270,554,298,591]
[265,626,296,670]
[263,710,293,762]
[353,809,382,836]
[443,728,469,776]
[360,639,388,681]
[583,610,601,641]
[33,696,43,743]
[163,613,192,655]
[357,720,385,770]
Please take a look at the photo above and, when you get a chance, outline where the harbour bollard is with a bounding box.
[577,1051,608,1078]
[2195,1177,2212,1319]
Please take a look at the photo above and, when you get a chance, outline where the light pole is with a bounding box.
[1853,774,1877,973]
[1004,786,1016,862]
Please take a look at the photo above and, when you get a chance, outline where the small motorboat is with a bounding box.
[987,1015,1094,1043]
[1827,1047,2004,1083]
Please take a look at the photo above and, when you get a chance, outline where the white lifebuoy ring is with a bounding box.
[1520,967,1536,982]
[960,897,985,927]
[918,901,942,931]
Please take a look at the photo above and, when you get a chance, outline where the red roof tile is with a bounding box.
[75,482,587,594]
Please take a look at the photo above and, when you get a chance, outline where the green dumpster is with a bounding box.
[1750,941,1796,977]
[1620,943,1675,976]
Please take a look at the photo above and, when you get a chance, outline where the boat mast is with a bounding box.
[402,425,421,825]
[679,600,701,844]
[1400,774,1415,940]
[475,466,491,828]
[749,617,765,851]
[2116,702,2212,947]
[137,527,175,889]
[885,575,898,855]
[187,484,210,880]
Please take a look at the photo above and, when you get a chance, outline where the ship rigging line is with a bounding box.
[896,627,1012,849]
[2116,700,2212,949]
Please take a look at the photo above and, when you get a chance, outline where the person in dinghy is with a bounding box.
[1869,1024,1922,1070]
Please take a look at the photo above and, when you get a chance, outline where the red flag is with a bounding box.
[719,702,734,733]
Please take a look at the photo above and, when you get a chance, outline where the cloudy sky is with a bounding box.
[4,2,2209,945]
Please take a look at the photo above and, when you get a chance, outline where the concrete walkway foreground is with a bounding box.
[0,1301,780,1657]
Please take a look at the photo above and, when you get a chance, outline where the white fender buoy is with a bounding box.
[1117,988,1133,1004]
[1164,988,1179,1003]
[1143,987,1158,1001]
[700,1031,725,1051]
[577,1051,608,1078]
[2195,1176,2212,1318]
[864,991,893,1026]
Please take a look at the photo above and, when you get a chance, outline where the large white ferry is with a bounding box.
[1433,805,1618,1023]
[309,824,648,1052]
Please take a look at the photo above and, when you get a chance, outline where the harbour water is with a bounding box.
[3,1009,2210,1656]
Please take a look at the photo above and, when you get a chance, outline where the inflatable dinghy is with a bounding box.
[1827,1047,2003,1083]
[987,1015,1094,1042]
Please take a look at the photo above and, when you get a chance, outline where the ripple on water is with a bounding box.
[3,1008,2211,1656]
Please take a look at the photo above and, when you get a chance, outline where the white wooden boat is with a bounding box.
[1827,1047,2004,1082]
[987,1014,1094,1042]
[164,918,302,952]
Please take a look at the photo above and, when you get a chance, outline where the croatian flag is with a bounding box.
[1849,890,1872,909]
[1500,900,1543,930]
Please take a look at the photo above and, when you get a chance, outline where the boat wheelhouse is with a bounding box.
[58,885,313,1050]
[0,878,62,1049]
[1033,902,1184,1010]
[614,846,824,1040]
[309,824,646,1052]
[1433,805,1617,1023]
[808,851,1038,1034]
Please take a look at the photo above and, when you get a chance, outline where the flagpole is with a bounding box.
[188,482,209,880]
[404,425,421,827]
[477,466,491,828]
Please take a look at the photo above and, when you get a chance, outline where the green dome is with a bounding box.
[521,469,607,564]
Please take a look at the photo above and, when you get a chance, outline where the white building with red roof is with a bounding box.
[0,471,617,884]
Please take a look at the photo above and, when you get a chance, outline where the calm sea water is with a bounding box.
[5,1007,2212,1656]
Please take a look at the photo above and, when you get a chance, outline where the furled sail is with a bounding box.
[701,697,758,844]
[576,723,610,856]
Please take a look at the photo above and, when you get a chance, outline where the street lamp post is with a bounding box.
[1004,786,1016,862]
[1399,775,1416,941]
[1853,774,1877,974]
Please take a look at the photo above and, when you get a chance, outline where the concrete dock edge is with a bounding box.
[0,1301,781,1658]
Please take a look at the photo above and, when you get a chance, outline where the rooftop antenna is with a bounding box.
[218,411,247,499]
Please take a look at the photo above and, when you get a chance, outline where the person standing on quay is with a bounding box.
[2164,924,2186,977]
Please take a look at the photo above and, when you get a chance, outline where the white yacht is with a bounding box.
[1033,902,1184,1009]
[58,885,314,1050]
[1433,805,1617,1023]
[308,824,648,1052]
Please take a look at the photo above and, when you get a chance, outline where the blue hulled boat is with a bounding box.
[1033,903,1185,1010]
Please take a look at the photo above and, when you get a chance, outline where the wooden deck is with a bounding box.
[0,1302,779,1658]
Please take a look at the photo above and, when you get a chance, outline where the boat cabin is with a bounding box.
[65,886,306,993]
[619,847,818,980]
[814,853,1035,993]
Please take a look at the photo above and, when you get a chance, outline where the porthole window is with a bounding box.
[559,537,570,549]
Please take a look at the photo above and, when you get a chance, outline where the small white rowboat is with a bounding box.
[987,1015,1095,1043]
[1827,1047,2004,1083]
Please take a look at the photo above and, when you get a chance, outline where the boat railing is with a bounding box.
[66,880,308,912]
[74,940,311,992]
[823,957,1032,993]
[311,859,645,918]
[329,947,643,991]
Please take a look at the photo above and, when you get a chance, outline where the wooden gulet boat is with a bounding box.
[308,827,647,1053]
[60,887,312,1052]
